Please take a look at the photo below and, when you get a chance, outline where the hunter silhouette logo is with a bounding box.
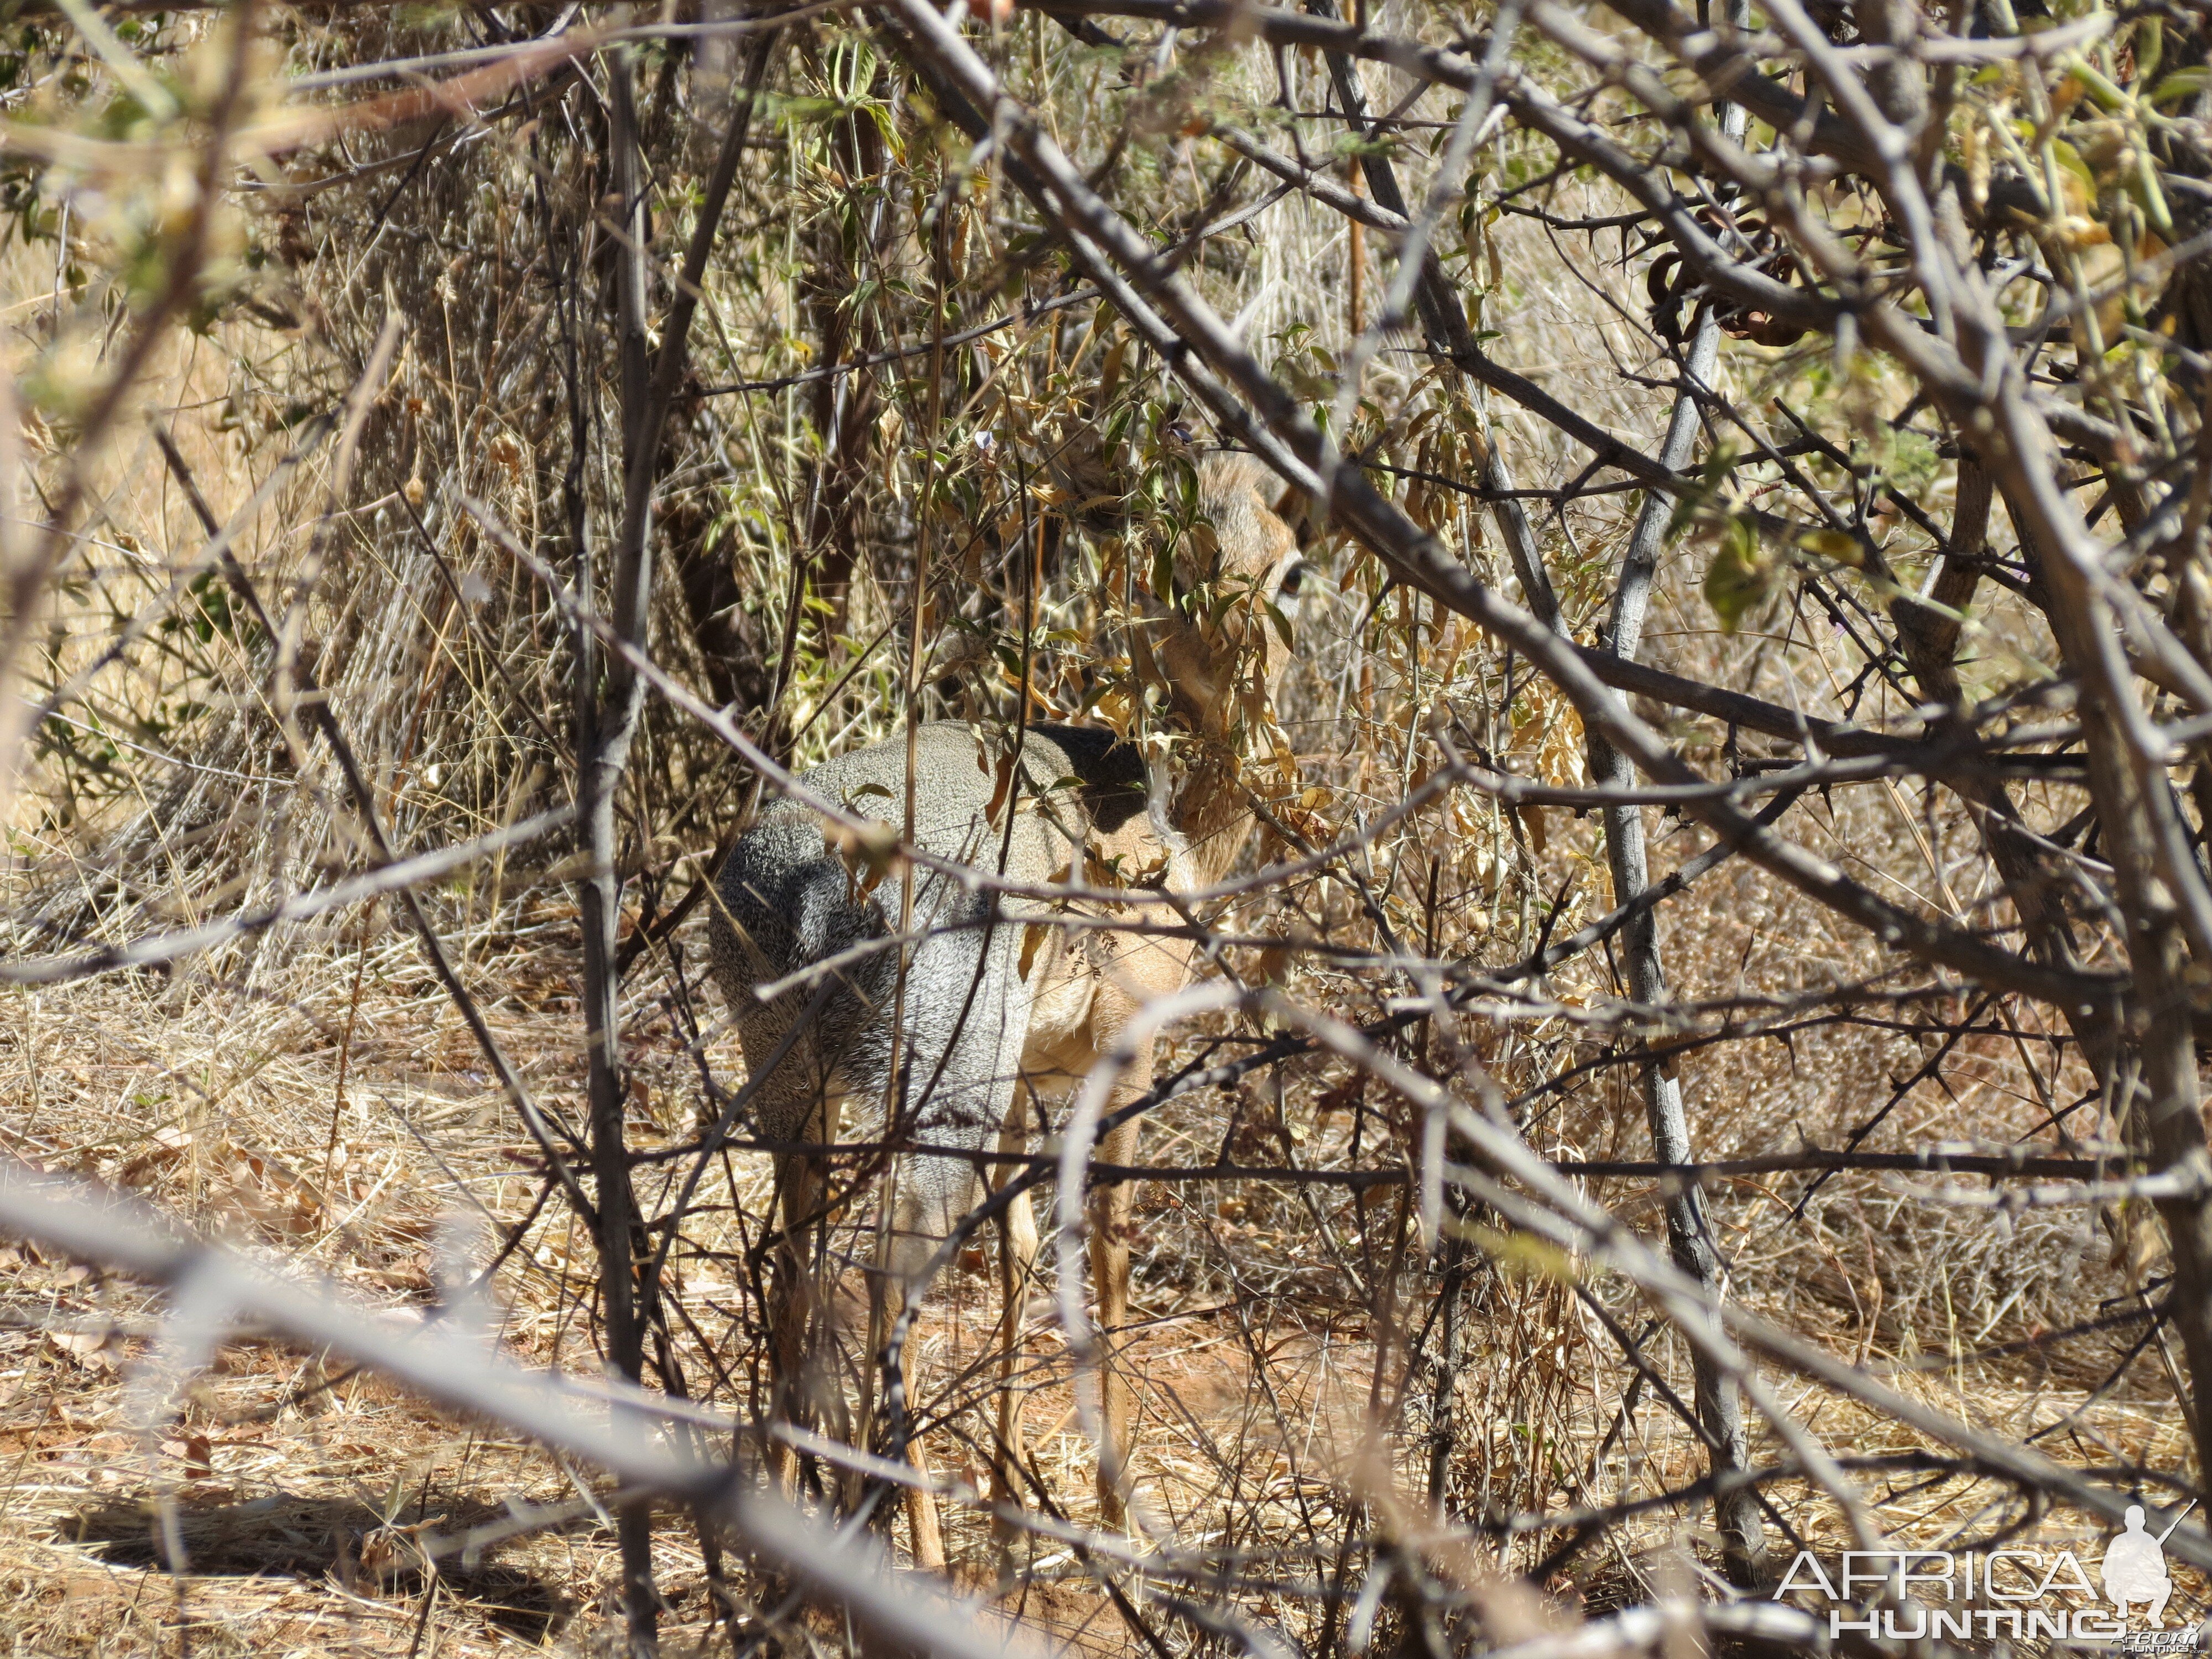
[2105,1504,2193,1630]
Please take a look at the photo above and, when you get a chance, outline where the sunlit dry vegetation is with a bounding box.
[0,0,2204,1652]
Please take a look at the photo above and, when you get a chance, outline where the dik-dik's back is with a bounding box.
[709,722,1151,1245]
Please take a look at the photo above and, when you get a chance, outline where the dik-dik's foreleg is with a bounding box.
[1086,1109,1143,1530]
[991,1105,1042,1514]
[1065,926,1198,1531]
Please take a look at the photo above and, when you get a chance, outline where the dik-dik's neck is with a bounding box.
[1149,741,1260,894]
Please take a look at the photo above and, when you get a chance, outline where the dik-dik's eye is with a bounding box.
[1276,559,1309,598]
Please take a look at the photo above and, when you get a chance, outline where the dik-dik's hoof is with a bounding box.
[1095,1466,1134,1532]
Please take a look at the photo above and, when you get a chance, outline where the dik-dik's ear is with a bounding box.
[1036,416,1135,534]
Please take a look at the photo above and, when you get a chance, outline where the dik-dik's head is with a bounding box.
[1128,454,1309,738]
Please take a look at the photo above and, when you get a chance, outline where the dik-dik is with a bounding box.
[709,454,1306,1554]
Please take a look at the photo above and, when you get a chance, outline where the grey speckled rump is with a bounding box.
[709,721,1147,1268]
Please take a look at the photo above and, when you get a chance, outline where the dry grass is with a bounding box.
[0,932,2170,1650]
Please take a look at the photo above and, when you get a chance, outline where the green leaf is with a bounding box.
[2150,67,2210,106]
[2049,139,2096,191]
[1703,518,1775,634]
[1794,526,1865,567]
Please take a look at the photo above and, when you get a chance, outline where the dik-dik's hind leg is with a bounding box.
[766,1150,826,1496]
[1086,1111,1142,1529]
[856,1175,948,1569]
[893,1310,947,1568]
[881,906,1034,1566]
[862,1256,949,1566]
[769,1144,859,1494]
